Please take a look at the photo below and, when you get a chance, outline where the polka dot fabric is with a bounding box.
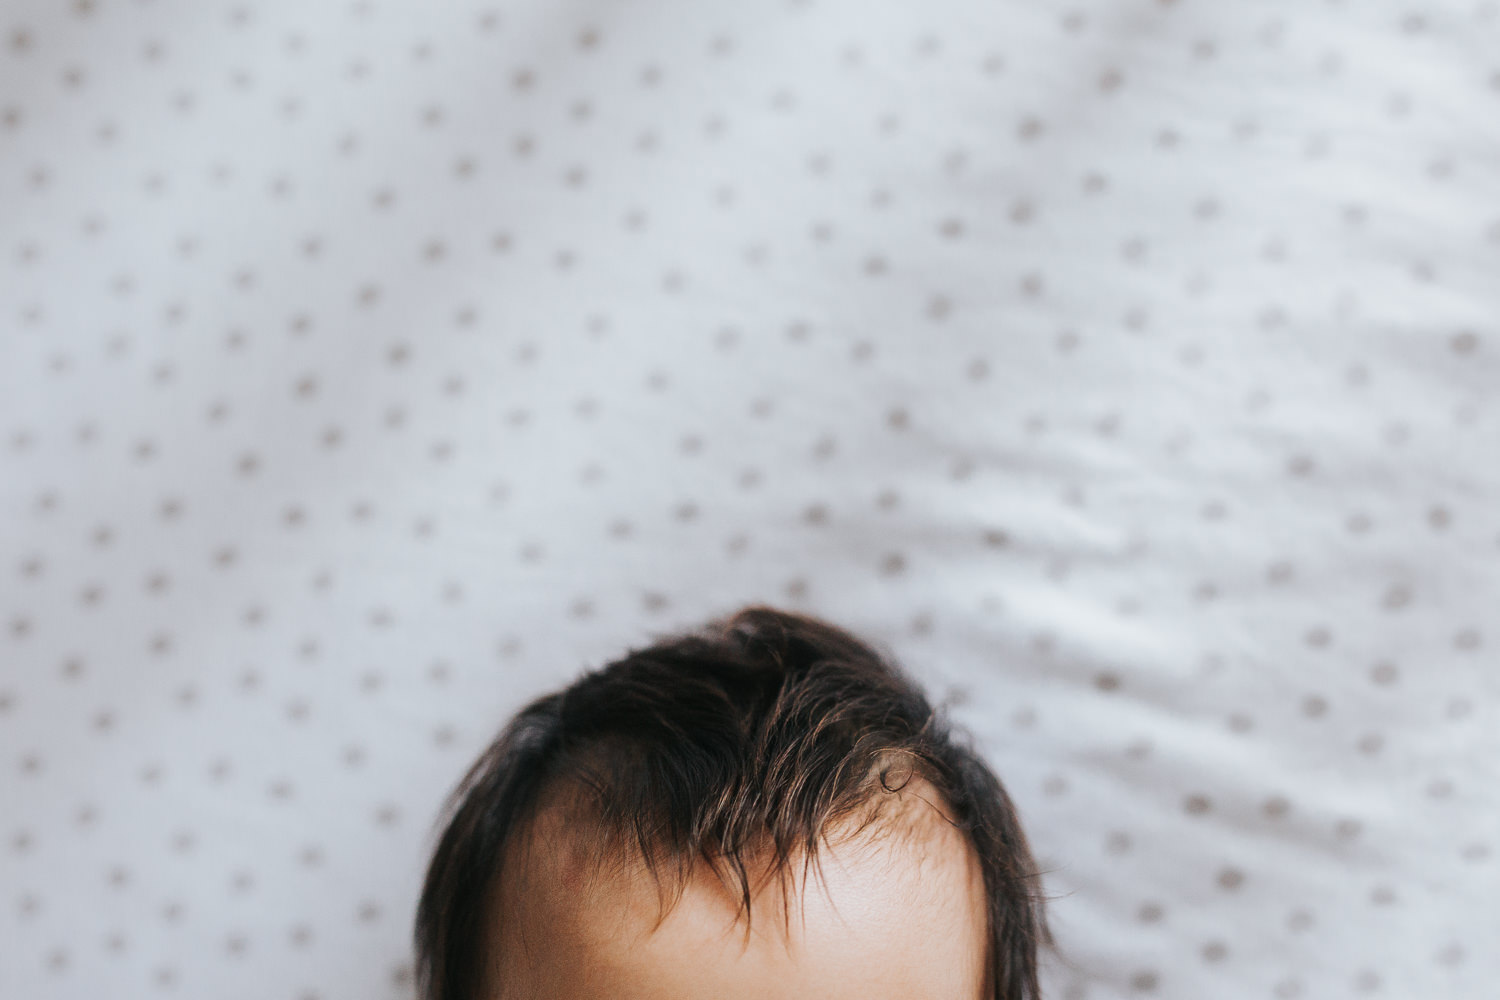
[2,0,1497,997]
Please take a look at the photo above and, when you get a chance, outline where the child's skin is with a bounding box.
[483,776,990,1000]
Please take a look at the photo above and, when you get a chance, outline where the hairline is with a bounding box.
[485,765,980,981]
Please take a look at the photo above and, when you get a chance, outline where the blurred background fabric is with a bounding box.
[2,0,1497,998]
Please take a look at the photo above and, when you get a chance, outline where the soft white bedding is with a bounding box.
[3,1,1496,997]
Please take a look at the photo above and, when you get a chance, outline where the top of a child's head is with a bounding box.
[415,605,1051,1000]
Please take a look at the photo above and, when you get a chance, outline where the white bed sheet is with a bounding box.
[3,1,1497,998]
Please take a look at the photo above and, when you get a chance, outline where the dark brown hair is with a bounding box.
[415,604,1053,998]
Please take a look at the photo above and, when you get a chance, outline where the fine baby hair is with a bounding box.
[415,604,1052,999]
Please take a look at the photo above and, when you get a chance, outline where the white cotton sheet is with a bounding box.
[2,1,1497,998]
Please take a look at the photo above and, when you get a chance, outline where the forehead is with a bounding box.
[484,778,990,1000]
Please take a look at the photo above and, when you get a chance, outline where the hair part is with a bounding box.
[415,605,1054,1000]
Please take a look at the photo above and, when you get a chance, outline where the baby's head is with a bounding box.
[415,605,1051,999]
